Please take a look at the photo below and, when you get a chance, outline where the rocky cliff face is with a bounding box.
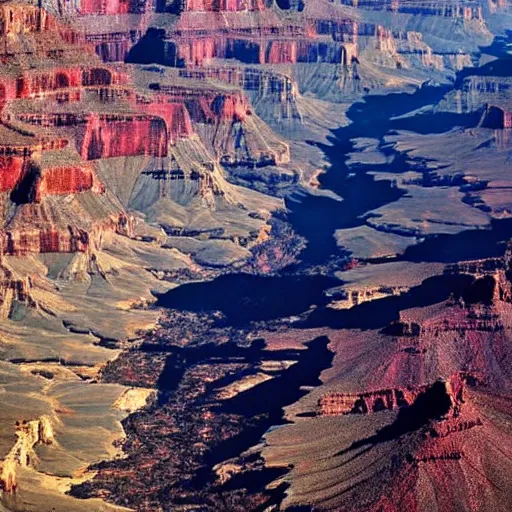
[0,3,291,262]
[438,75,512,127]
[318,384,426,416]
[0,416,54,493]
[318,373,469,417]
[0,0,511,510]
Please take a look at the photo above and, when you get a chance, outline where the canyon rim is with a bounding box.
[0,0,511,511]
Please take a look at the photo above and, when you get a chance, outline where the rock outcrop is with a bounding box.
[0,416,54,493]
[438,75,512,127]
[318,372,468,416]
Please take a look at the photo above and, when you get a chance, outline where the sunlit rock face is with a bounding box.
[0,0,511,510]
[0,2,291,261]
[79,0,131,14]
[183,0,267,11]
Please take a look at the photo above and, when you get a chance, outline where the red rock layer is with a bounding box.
[0,66,119,102]
[17,69,82,96]
[0,157,25,192]
[145,86,250,122]
[144,100,195,142]
[0,145,107,202]
[184,0,265,11]
[3,226,91,255]
[0,4,56,35]
[38,165,104,198]
[80,0,130,15]
[2,211,133,255]
[318,373,469,416]
[318,386,425,416]
[79,115,169,160]
[0,3,83,48]
[176,38,332,66]
[87,32,140,63]
[168,13,359,66]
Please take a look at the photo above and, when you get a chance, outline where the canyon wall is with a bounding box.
[0,0,510,510]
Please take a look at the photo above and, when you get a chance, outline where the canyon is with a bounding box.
[0,0,511,511]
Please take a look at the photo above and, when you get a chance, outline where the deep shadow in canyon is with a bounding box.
[156,274,339,325]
